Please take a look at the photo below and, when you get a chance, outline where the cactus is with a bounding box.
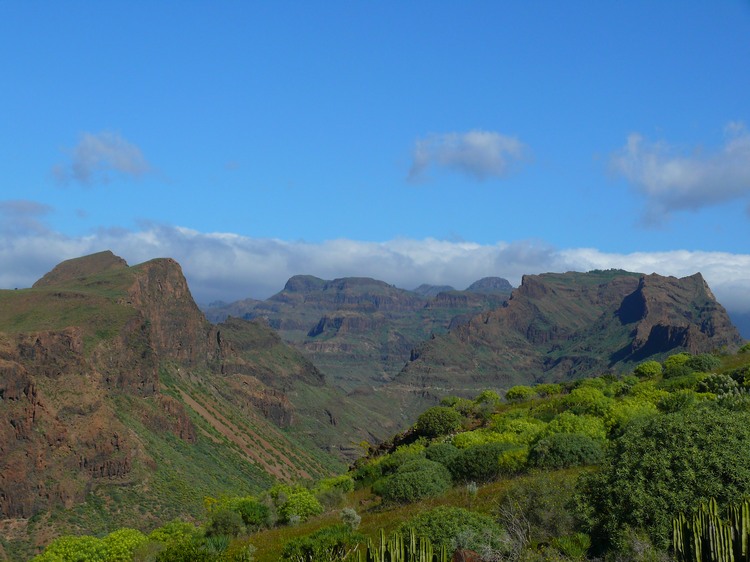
[359,528,449,562]
[673,498,750,562]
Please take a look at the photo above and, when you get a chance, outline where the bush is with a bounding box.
[697,373,739,396]
[579,405,750,551]
[535,383,563,397]
[230,497,269,530]
[102,529,148,561]
[453,428,510,449]
[529,432,604,469]
[656,389,700,413]
[280,524,364,562]
[425,442,460,467]
[544,412,607,441]
[373,459,452,503]
[399,506,508,551]
[505,385,537,402]
[662,353,692,378]
[499,471,581,546]
[269,485,324,524]
[205,508,245,537]
[656,372,706,392]
[448,442,515,482]
[414,406,462,438]
[562,387,612,416]
[340,507,361,530]
[633,360,662,378]
[686,353,721,373]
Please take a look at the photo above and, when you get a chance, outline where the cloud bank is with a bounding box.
[53,131,152,186]
[1,219,748,316]
[611,123,750,222]
[408,130,528,182]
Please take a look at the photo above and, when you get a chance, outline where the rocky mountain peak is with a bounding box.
[32,250,128,288]
[466,277,513,294]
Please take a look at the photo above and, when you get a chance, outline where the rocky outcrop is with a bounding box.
[396,270,742,400]
[308,313,384,337]
[466,277,513,294]
[201,275,515,394]
[0,253,336,525]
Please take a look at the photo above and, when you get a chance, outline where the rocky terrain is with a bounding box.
[203,275,512,390]
[393,269,743,413]
[0,252,360,555]
[1,253,744,559]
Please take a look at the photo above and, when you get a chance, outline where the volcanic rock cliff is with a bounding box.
[0,251,342,546]
[203,275,512,391]
[394,270,742,406]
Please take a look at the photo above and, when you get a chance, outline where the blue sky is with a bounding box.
[2,1,749,319]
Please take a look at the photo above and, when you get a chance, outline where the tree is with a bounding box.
[579,405,750,551]
[414,406,462,438]
[633,360,662,378]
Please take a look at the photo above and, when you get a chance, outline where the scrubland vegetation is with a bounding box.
[29,345,750,562]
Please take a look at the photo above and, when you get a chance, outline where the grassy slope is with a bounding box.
[0,265,345,560]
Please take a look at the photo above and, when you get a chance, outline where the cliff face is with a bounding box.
[203,275,513,391]
[395,270,743,405]
[0,252,339,529]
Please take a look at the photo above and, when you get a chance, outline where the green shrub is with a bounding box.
[550,532,591,560]
[453,428,510,449]
[686,353,721,373]
[497,446,529,474]
[505,385,536,402]
[32,536,108,562]
[424,442,460,467]
[373,459,452,503]
[474,389,501,404]
[205,508,245,537]
[535,383,563,397]
[280,524,364,562]
[663,353,693,378]
[697,372,739,395]
[604,398,658,433]
[544,412,607,441]
[230,497,269,531]
[102,529,148,561]
[490,415,547,444]
[633,360,662,378]
[529,432,603,468]
[657,372,706,391]
[399,506,507,551]
[656,389,700,413]
[499,471,581,545]
[269,485,324,524]
[340,507,361,530]
[414,406,462,438]
[561,387,612,416]
[448,442,515,482]
[148,520,201,546]
[579,405,750,551]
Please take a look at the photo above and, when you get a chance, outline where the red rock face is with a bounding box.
[397,270,743,398]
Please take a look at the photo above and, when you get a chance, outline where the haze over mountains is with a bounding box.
[0,251,744,557]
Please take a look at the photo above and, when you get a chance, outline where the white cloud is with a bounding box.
[1,222,748,317]
[53,131,152,186]
[610,123,750,220]
[408,130,528,182]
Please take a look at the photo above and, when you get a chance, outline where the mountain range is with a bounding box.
[0,251,743,558]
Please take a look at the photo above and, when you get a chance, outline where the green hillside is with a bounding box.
[26,346,750,562]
